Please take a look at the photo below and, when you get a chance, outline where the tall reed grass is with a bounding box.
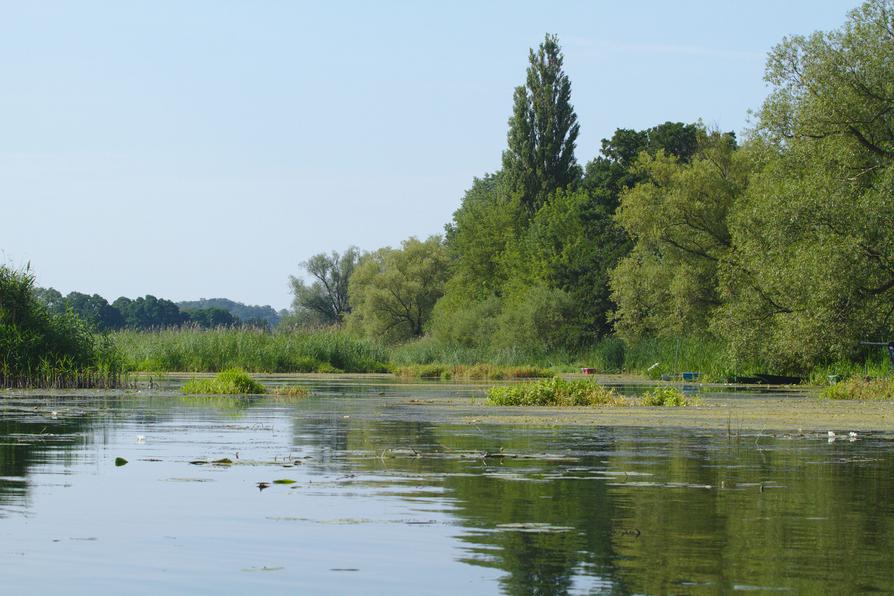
[1,265,127,388]
[112,326,389,373]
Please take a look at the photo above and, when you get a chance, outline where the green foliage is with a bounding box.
[489,285,579,355]
[640,386,694,407]
[821,376,894,401]
[113,327,389,373]
[181,368,266,395]
[289,247,359,326]
[716,1,894,372]
[177,298,282,327]
[112,295,186,329]
[582,121,700,211]
[348,236,449,343]
[181,307,237,328]
[503,34,580,218]
[487,377,624,407]
[0,265,125,388]
[610,130,742,340]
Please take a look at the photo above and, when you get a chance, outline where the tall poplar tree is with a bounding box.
[502,34,580,219]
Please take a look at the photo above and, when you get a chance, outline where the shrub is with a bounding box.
[487,377,624,406]
[640,386,695,407]
[181,369,266,395]
[821,376,894,401]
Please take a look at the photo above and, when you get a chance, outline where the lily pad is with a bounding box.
[273,479,296,485]
[115,457,128,467]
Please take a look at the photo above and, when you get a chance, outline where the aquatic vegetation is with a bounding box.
[487,377,625,406]
[821,377,894,401]
[640,386,696,407]
[395,363,554,381]
[181,369,266,395]
[270,385,310,399]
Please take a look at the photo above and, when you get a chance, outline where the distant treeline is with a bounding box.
[289,2,894,376]
[32,288,283,331]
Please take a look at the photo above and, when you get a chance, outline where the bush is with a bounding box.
[487,377,624,406]
[0,265,125,388]
[821,376,894,401]
[640,386,695,407]
[181,369,266,395]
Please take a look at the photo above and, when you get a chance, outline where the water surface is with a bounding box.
[1,378,892,594]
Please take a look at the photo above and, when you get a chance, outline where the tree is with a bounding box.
[503,34,580,219]
[182,307,237,328]
[716,0,894,371]
[63,292,125,331]
[347,237,449,342]
[443,173,516,298]
[582,122,700,211]
[112,295,185,329]
[610,131,744,339]
[289,247,359,326]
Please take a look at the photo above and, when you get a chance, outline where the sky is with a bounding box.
[0,0,860,310]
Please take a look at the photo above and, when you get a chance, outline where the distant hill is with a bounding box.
[177,298,284,327]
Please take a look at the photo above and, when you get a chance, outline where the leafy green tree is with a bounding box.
[289,247,359,326]
[443,173,516,298]
[610,131,744,339]
[182,307,237,328]
[177,298,281,327]
[63,292,125,331]
[716,0,894,371]
[33,287,66,314]
[503,34,580,219]
[582,122,700,211]
[112,295,186,329]
[348,237,449,342]
[525,188,627,342]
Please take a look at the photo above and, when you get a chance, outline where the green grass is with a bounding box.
[113,327,389,373]
[821,376,894,401]
[181,369,266,395]
[394,363,554,380]
[487,377,625,407]
[640,385,697,407]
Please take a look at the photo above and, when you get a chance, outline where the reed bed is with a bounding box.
[112,327,389,373]
[394,363,554,380]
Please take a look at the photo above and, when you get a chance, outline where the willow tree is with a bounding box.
[717,0,894,371]
[502,34,580,219]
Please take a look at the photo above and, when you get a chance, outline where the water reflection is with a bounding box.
[0,383,892,594]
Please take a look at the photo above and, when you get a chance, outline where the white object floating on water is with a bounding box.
[828,431,836,443]
[849,431,858,442]
[136,435,146,444]
[50,411,57,419]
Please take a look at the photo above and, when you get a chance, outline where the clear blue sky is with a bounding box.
[0,0,858,310]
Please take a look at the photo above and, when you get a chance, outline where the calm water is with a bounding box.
[1,378,893,595]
